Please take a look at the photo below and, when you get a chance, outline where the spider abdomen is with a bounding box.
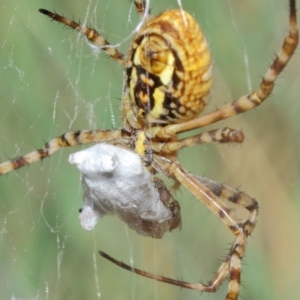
[126,9,213,124]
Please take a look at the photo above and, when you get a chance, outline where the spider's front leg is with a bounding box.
[152,156,258,299]
[0,129,126,175]
[99,165,257,299]
[100,155,258,299]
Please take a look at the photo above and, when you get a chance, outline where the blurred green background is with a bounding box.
[1,0,300,299]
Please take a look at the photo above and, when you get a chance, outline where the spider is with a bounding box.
[0,0,298,299]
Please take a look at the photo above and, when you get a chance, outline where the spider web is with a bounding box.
[1,0,300,299]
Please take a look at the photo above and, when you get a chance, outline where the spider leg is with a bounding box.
[146,0,298,139]
[151,127,244,153]
[154,177,182,231]
[0,129,127,175]
[99,235,244,294]
[194,175,258,236]
[99,160,257,299]
[154,156,256,298]
[133,0,151,19]
[39,9,125,65]
[99,249,227,292]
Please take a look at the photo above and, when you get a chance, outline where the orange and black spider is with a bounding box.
[0,1,298,299]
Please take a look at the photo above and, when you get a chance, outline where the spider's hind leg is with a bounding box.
[133,0,151,18]
[39,9,125,65]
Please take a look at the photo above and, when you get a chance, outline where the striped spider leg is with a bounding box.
[145,0,298,140]
[100,156,258,299]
